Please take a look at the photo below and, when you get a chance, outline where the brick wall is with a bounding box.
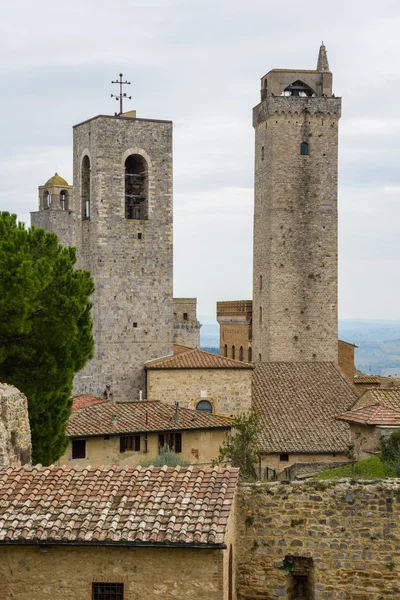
[338,340,355,384]
[237,479,400,599]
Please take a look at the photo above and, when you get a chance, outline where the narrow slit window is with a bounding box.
[232,345,235,360]
[261,146,264,161]
[224,344,228,357]
[240,346,244,361]
[82,155,91,219]
[300,142,309,156]
[248,347,252,362]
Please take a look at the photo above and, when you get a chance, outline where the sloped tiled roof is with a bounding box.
[337,403,400,426]
[253,362,358,454]
[67,401,233,437]
[354,375,380,385]
[145,346,252,370]
[353,388,400,411]
[72,394,107,411]
[0,465,238,547]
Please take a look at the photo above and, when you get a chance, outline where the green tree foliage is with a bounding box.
[215,413,261,480]
[0,213,94,465]
[379,430,400,476]
[139,446,189,467]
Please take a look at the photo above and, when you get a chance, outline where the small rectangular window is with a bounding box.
[138,233,142,239]
[133,322,138,328]
[174,432,182,453]
[134,435,141,451]
[92,582,124,600]
[183,312,188,321]
[120,435,140,452]
[280,453,289,462]
[72,439,86,459]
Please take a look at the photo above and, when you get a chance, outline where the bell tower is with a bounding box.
[252,44,341,363]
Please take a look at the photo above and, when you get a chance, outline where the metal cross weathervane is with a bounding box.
[111,73,131,115]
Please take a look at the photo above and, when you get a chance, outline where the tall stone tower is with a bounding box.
[31,173,75,247]
[32,111,173,401]
[252,44,341,363]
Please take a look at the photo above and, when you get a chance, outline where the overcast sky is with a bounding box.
[1,0,399,320]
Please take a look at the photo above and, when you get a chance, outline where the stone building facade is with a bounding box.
[173,297,202,347]
[32,112,174,401]
[0,383,31,467]
[252,45,341,363]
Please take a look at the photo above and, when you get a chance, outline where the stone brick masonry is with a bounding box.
[0,383,31,467]
[237,479,400,599]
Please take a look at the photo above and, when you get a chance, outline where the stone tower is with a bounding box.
[173,298,202,347]
[32,111,173,401]
[31,174,75,247]
[252,44,341,363]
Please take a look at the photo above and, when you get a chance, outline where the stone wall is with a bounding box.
[0,383,31,467]
[173,298,202,348]
[0,544,232,600]
[30,209,76,248]
[237,479,400,599]
[147,368,252,416]
[252,94,341,363]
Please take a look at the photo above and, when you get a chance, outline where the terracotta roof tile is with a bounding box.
[145,346,252,370]
[353,388,400,411]
[72,394,107,411]
[354,376,380,385]
[252,362,358,454]
[0,465,238,547]
[337,403,400,426]
[67,401,233,437]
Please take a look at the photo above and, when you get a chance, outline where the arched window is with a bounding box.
[283,80,315,97]
[240,346,244,361]
[125,154,148,220]
[248,347,252,362]
[196,400,212,413]
[224,344,228,357]
[81,156,91,220]
[60,189,68,210]
[43,190,50,210]
[300,142,309,156]
[232,345,235,360]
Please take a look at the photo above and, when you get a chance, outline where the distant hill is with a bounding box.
[200,317,400,376]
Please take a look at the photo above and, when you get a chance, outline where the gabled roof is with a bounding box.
[0,465,239,547]
[352,388,400,411]
[72,394,107,411]
[145,345,253,370]
[252,362,358,454]
[67,401,233,437]
[337,403,400,426]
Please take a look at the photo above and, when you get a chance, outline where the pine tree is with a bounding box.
[215,412,261,480]
[0,213,94,465]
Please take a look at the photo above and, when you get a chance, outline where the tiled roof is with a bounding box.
[72,394,107,411]
[173,344,195,355]
[145,346,252,369]
[252,363,358,454]
[337,404,400,426]
[0,465,238,547]
[354,376,380,385]
[353,388,400,411]
[67,401,233,437]
[43,172,69,187]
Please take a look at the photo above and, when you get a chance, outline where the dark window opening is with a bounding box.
[280,453,289,462]
[240,346,244,361]
[286,556,315,600]
[248,347,252,362]
[72,439,86,459]
[125,154,148,220]
[183,312,188,321]
[120,435,141,453]
[82,155,91,219]
[259,306,262,323]
[259,353,262,362]
[104,435,110,440]
[259,275,262,291]
[138,232,142,239]
[196,400,212,413]
[133,322,138,328]
[232,345,235,360]
[283,80,315,97]
[92,583,124,600]
[158,432,182,453]
[300,142,309,156]
[224,344,228,357]
[60,189,68,210]
[261,146,264,161]
[43,190,50,210]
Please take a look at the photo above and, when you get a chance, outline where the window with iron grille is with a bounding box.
[92,582,124,600]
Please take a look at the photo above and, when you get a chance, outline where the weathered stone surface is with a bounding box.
[0,383,31,467]
[237,480,400,599]
[173,298,201,347]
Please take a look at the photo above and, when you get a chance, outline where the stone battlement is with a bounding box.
[253,96,341,127]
